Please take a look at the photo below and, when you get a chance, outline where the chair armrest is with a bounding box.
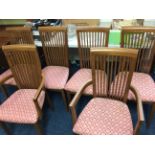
[33,75,45,118]
[0,74,13,85]
[129,85,145,134]
[33,75,45,102]
[69,80,93,125]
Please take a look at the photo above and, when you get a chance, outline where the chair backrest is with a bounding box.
[0,31,15,47]
[2,45,42,89]
[39,26,69,67]
[77,27,110,68]
[90,47,138,102]
[121,26,155,73]
[6,27,34,44]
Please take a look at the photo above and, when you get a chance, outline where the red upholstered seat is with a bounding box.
[128,72,155,102]
[0,69,16,85]
[65,68,93,95]
[0,89,45,124]
[73,98,133,135]
[42,66,69,90]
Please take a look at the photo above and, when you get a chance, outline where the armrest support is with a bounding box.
[69,80,93,125]
[129,85,145,134]
[33,75,45,118]
[33,75,45,102]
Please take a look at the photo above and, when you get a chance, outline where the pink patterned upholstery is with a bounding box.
[0,69,16,85]
[42,66,69,90]
[128,72,155,102]
[0,89,45,124]
[65,69,93,95]
[73,98,133,135]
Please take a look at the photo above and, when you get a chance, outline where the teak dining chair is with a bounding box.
[0,45,45,134]
[0,27,34,97]
[121,27,155,127]
[0,31,17,97]
[6,27,34,44]
[69,47,144,135]
[65,27,110,101]
[0,31,14,46]
[39,26,69,110]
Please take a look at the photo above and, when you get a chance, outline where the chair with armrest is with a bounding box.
[121,27,155,127]
[39,26,69,111]
[0,31,16,97]
[0,27,34,97]
[69,47,144,135]
[0,45,46,134]
[65,27,110,102]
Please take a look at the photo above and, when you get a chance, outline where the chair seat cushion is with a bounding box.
[0,69,16,85]
[73,98,133,135]
[0,89,45,124]
[128,72,155,102]
[65,68,93,95]
[42,66,69,90]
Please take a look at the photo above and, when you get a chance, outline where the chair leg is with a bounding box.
[0,85,9,98]
[0,122,11,135]
[61,90,69,112]
[147,104,155,128]
[34,122,44,135]
[66,91,72,103]
[46,91,54,110]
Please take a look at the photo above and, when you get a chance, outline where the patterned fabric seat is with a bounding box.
[73,98,133,135]
[128,72,155,102]
[0,89,45,124]
[42,66,69,90]
[0,69,16,85]
[65,68,93,95]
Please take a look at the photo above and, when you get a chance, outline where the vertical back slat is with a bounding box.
[39,26,69,67]
[90,48,138,102]
[121,27,155,73]
[2,45,42,89]
[77,27,110,68]
[6,27,34,44]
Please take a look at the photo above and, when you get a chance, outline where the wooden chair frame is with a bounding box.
[0,27,34,98]
[77,27,110,68]
[6,27,34,44]
[39,26,69,111]
[69,48,145,135]
[39,26,69,67]
[121,26,155,128]
[0,45,48,134]
[121,26,155,73]
[0,31,15,47]
[0,32,15,97]
[66,27,110,103]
